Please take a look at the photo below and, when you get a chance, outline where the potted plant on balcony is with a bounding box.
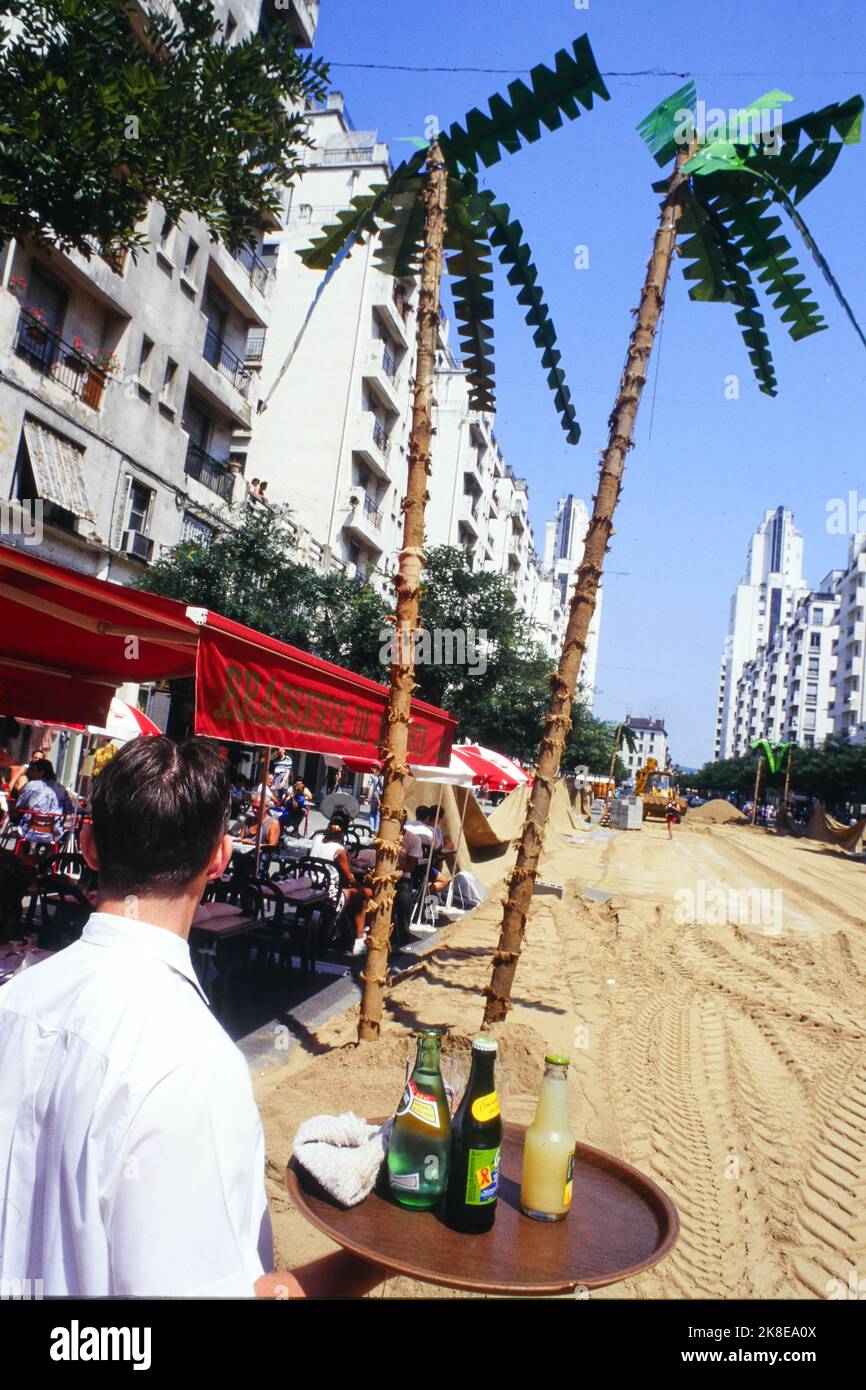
[23,305,50,343]
[65,336,92,374]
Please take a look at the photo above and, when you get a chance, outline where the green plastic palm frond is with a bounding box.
[678,185,779,394]
[637,82,697,166]
[373,175,425,277]
[296,149,426,270]
[444,179,496,413]
[440,34,608,174]
[478,190,581,444]
[700,170,827,345]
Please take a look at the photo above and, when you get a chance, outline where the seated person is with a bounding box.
[391,824,423,948]
[240,798,281,851]
[284,780,310,836]
[14,759,72,843]
[309,807,371,955]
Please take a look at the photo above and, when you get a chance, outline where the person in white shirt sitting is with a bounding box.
[0,736,381,1299]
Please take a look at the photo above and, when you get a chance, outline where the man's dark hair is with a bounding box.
[27,758,54,780]
[90,737,230,896]
[414,805,432,823]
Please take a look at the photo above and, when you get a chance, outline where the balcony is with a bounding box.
[203,324,253,400]
[372,284,411,351]
[319,147,375,166]
[343,491,384,550]
[245,329,267,364]
[14,309,112,411]
[231,244,272,296]
[363,340,402,415]
[184,442,235,501]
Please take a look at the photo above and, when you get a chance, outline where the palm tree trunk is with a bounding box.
[357,142,448,1043]
[482,149,692,1027]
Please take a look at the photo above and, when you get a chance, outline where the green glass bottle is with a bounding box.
[387,1030,452,1210]
[444,1036,503,1233]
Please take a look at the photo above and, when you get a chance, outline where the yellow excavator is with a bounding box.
[634,758,687,822]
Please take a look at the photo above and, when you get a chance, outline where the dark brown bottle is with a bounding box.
[443,1036,502,1233]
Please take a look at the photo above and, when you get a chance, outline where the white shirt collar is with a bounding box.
[81,912,209,1004]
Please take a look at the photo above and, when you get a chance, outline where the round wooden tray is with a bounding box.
[286,1121,679,1295]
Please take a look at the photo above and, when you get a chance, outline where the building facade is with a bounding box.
[0,0,316,580]
[622,715,669,783]
[714,507,808,759]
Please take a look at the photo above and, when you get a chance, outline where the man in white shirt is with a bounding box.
[0,736,380,1299]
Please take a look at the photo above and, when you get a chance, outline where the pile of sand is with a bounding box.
[686,798,747,826]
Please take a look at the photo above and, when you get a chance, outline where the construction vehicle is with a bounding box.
[634,758,687,822]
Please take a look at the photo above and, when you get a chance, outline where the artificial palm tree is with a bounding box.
[483,83,864,1025]
[296,36,609,1041]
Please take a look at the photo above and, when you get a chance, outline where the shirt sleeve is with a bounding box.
[105,1049,272,1297]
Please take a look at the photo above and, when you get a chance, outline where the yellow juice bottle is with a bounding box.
[520,1053,575,1222]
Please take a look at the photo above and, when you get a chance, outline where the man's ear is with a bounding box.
[80,823,100,872]
[205,833,233,882]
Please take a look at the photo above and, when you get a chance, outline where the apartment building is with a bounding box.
[622,716,669,783]
[535,493,602,700]
[714,507,809,759]
[0,0,317,579]
[831,533,866,739]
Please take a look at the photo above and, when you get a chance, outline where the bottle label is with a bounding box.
[563,1151,574,1208]
[465,1146,501,1205]
[396,1077,441,1129]
[389,1171,420,1192]
[470,1092,500,1123]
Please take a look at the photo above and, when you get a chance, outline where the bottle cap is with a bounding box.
[545,1052,570,1066]
[472,1035,498,1052]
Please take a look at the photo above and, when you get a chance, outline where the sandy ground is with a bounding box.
[255,819,866,1299]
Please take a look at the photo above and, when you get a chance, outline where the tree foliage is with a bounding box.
[693,733,866,809]
[136,504,388,682]
[0,0,328,258]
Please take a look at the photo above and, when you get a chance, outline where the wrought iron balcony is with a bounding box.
[203,325,252,398]
[372,421,391,457]
[231,243,271,295]
[363,493,383,529]
[14,309,111,410]
[245,330,267,363]
[184,441,234,500]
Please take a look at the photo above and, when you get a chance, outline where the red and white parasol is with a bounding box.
[449,743,529,792]
[16,697,161,742]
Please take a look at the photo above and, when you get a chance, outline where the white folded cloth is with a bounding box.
[293,1112,391,1207]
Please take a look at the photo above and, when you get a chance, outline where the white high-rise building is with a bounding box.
[714,506,808,759]
[831,534,866,739]
[534,494,602,701]
[621,716,669,782]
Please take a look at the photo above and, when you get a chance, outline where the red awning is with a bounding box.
[0,543,455,765]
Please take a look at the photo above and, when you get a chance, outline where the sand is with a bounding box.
[686,798,748,826]
[255,819,866,1299]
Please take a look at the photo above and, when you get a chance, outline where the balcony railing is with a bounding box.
[382,346,399,384]
[319,147,375,165]
[14,309,110,411]
[185,441,234,500]
[363,493,383,529]
[231,244,271,295]
[203,325,252,399]
[245,330,267,363]
[372,421,391,457]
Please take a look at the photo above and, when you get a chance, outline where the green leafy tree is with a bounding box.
[564,712,631,782]
[413,546,552,759]
[0,0,328,257]
[136,504,388,680]
[485,82,865,1026]
[290,35,609,1041]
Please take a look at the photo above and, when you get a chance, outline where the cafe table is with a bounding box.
[287,1121,679,1296]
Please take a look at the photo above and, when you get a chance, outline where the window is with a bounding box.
[137,336,154,398]
[160,358,178,411]
[810,633,821,649]
[812,607,824,624]
[182,513,215,547]
[183,239,199,282]
[807,657,819,677]
[125,480,153,535]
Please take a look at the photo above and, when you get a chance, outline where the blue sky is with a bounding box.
[311,0,866,767]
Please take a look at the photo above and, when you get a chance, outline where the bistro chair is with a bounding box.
[269,856,341,973]
[349,819,376,849]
